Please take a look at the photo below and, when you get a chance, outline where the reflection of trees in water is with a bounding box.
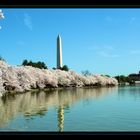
[0,91,49,128]
[0,87,117,129]
[118,86,140,99]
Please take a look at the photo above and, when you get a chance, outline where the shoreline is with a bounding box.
[2,84,118,97]
[0,60,118,96]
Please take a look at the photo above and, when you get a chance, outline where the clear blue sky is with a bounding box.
[0,8,140,76]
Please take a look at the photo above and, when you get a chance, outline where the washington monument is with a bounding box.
[57,34,63,69]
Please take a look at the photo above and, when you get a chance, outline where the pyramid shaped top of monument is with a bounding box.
[57,34,61,39]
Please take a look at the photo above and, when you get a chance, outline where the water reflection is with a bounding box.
[118,85,140,99]
[0,87,118,130]
[57,106,64,132]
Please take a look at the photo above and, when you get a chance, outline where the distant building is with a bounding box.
[128,71,140,81]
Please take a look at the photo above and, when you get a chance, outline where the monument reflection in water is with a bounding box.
[0,87,118,131]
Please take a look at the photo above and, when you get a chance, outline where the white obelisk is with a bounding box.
[57,34,63,69]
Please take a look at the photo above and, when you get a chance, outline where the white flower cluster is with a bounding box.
[0,10,4,19]
[0,60,118,96]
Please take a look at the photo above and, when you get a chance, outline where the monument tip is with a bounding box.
[58,34,61,38]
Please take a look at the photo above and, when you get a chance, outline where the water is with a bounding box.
[0,86,140,131]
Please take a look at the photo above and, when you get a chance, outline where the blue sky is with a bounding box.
[0,8,140,76]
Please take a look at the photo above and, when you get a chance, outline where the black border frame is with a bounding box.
[1,0,140,136]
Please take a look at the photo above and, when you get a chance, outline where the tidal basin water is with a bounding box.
[1,86,140,131]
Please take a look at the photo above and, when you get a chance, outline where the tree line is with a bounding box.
[0,56,137,82]
[22,59,48,69]
[22,59,69,71]
[114,75,135,84]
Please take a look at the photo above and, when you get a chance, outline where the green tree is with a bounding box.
[41,62,47,69]
[28,61,33,66]
[105,75,110,77]
[0,56,5,61]
[61,65,69,71]
[115,75,126,83]
[114,75,134,84]
[21,60,48,69]
[81,70,92,76]
[22,59,28,66]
